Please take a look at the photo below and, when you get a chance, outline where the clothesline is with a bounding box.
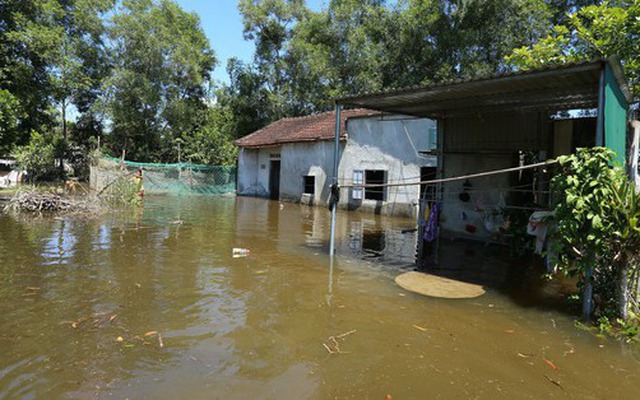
[339,159,558,189]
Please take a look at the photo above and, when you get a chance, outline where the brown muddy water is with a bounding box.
[1,196,640,399]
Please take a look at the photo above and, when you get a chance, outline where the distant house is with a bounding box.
[235,109,437,217]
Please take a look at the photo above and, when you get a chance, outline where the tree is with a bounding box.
[552,148,640,321]
[239,0,309,94]
[181,104,238,166]
[233,0,561,122]
[11,131,58,182]
[1,0,56,148]
[2,0,113,177]
[506,1,640,97]
[103,0,216,162]
[0,89,24,154]
[218,58,280,139]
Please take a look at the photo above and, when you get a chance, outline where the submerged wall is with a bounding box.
[237,147,277,198]
[338,115,437,218]
[280,141,336,205]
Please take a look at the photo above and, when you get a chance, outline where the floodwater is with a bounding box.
[1,196,639,399]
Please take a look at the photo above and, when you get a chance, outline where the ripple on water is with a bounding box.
[2,197,640,399]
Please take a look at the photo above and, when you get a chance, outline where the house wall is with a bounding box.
[339,115,437,218]
[438,112,551,239]
[237,146,279,197]
[280,141,336,205]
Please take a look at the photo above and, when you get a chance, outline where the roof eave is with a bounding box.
[237,136,348,149]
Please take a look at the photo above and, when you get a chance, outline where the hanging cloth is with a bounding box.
[423,203,440,242]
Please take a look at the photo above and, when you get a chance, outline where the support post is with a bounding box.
[329,104,342,257]
[582,65,606,321]
[583,266,594,321]
[596,65,605,147]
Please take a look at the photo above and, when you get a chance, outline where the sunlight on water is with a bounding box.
[1,195,640,399]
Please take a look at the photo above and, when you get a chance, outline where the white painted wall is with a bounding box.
[237,146,279,197]
[338,115,437,217]
[280,141,336,205]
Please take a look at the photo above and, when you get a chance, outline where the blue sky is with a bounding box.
[175,0,328,84]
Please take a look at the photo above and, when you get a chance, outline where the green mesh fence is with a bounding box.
[94,154,236,195]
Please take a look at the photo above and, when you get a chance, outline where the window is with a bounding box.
[352,170,363,200]
[304,175,315,195]
[365,170,386,201]
[429,126,438,150]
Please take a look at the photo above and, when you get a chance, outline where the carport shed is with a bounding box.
[328,57,633,257]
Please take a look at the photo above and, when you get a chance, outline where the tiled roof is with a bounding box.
[235,108,379,148]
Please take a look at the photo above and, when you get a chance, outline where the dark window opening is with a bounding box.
[420,167,437,201]
[304,175,315,195]
[365,170,386,201]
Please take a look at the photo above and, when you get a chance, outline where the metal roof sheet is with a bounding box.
[336,57,632,118]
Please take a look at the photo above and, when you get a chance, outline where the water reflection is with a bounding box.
[1,196,640,399]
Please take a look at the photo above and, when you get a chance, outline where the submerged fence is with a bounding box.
[90,154,236,195]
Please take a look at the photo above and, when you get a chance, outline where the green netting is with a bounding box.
[96,154,236,195]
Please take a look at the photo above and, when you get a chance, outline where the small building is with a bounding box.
[334,57,633,255]
[235,109,437,217]
[0,159,25,187]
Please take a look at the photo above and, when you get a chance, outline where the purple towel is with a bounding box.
[423,203,439,242]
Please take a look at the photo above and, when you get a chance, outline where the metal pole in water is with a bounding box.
[329,104,342,257]
[326,255,334,306]
[582,65,606,321]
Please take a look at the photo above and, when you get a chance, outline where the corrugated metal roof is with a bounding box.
[336,57,633,118]
[235,108,379,148]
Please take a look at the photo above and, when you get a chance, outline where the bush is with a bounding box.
[11,131,59,182]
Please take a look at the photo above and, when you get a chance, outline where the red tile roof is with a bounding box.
[235,108,379,148]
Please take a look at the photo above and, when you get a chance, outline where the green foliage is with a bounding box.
[506,1,640,97]
[551,148,640,321]
[0,89,23,154]
[181,105,238,166]
[228,0,563,133]
[103,0,217,162]
[11,131,58,182]
[576,313,640,343]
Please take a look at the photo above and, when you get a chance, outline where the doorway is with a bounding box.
[269,160,281,200]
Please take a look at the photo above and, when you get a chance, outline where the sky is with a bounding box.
[174,0,328,85]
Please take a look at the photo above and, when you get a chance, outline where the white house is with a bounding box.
[235,109,437,218]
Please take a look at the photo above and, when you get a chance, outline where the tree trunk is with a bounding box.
[60,99,67,179]
[618,256,631,321]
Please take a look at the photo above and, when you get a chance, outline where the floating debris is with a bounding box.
[395,271,485,299]
[543,356,558,371]
[544,374,563,390]
[322,330,357,355]
[412,325,428,332]
[232,248,250,258]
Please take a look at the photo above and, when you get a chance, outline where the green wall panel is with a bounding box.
[604,64,628,166]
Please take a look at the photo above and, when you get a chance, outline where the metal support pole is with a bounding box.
[596,66,606,147]
[329,104,342,257]
[582,65,606,321]
[326,255,334,306]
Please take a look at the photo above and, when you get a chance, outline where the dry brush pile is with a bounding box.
[2,190,103,215]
